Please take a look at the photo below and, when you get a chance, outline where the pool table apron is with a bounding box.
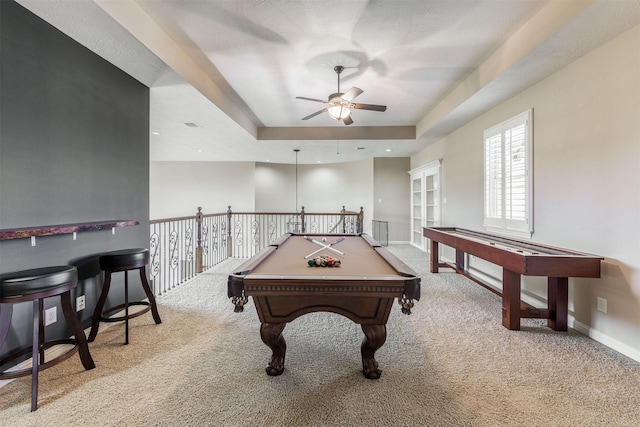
[238,235,409,324]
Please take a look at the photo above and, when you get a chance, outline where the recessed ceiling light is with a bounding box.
[196,149,202,153]
[386,149,392,152]
[151,131,160,135]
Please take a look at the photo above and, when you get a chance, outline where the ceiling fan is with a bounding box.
[296,65,386,126]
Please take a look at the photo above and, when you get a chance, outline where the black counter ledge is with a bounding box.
[0,220,139,241]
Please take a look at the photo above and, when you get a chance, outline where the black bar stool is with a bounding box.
[88,248,161,344]
[0,266,95,412]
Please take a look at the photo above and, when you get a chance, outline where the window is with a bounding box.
[483,109,532,238]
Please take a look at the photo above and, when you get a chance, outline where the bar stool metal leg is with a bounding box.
[0,304,13,347]
[88,248,161,345]
[88,271,111,343]
[31,299,39,412]
[60,291,95,369]
[139,266,161,325]
[124,270,129,345]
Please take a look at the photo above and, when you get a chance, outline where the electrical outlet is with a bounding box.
[45,307,57,325]
[597,296,607,313]
[76,295,86,312]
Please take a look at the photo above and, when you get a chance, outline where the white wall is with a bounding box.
[255,159,375,235]
[150,161,256,219]
[374,157,411,242]
[254,163,298,212]
[411,26,640,360]
[299,159,373,216]
[152,159,379,234]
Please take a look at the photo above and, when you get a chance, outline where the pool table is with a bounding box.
[228,233,420,379]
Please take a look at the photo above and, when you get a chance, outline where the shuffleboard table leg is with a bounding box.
[260,322,287,376]
[502,269,521,330]
[361,324,386,379]
[429,240,439,273]
[455,248,465,270]
[548,277,568,331]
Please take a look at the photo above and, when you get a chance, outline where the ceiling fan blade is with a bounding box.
[301,108,327,120]
[341,87,363,102]
[342,115,354,126]
[296,96,327,103]
[351,103,387,112]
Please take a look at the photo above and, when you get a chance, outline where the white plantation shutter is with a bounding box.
[484,131,503,220]
[483,110,532,237]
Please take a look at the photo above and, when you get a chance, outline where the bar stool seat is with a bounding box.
[0,266,95,412]
[88,248,161,344]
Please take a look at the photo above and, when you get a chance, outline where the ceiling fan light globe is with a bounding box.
[327,105,350,120]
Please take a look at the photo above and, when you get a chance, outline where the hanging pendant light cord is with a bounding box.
[294,149,299,211]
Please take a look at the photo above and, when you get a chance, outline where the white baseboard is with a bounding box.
[571,319,640,363]
[441,255,640,363]
[388,240,411,245]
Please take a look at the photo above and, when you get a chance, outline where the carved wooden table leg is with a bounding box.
[260,322,287,376]
[360,324,386,379]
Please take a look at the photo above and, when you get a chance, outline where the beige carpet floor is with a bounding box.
[1,244,639,426]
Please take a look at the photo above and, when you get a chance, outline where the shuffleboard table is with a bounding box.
[228,233,420,379]
[423,227,603,331]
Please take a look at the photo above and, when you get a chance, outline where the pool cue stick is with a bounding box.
[304,243,344,258]
[305,236,346,249]
[304,246,331,259]
[303,237,346,258]
[309,237,345,255]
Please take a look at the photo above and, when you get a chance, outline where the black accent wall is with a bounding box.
[0,1,150,361]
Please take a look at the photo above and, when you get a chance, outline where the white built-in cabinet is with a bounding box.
[409,160,441,251]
